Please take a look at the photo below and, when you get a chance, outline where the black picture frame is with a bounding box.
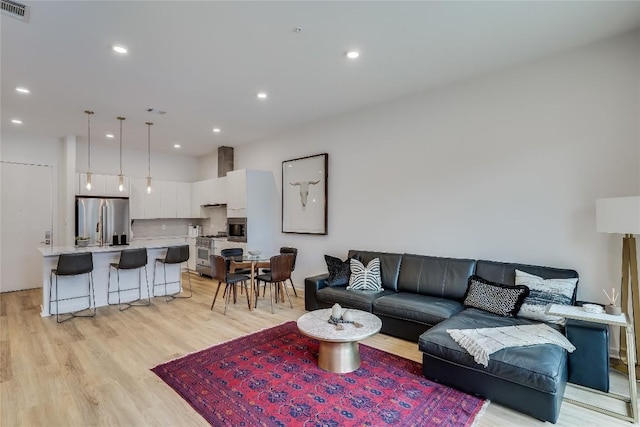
[282,153,328,235]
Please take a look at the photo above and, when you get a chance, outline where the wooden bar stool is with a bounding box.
[49,252,96,323]
[153,245,192,302]
[108,248,150,311]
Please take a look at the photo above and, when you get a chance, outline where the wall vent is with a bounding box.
[1,0,30,22]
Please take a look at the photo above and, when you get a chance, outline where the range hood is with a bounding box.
[202,203,227,208]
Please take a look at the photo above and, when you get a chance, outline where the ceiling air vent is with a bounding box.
[1,0,30,22]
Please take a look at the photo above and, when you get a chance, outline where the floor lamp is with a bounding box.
[597,196,640,375]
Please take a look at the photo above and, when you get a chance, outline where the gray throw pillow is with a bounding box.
[515,269,578,324]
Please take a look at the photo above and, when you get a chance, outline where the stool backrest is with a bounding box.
[56,252,93,276]
[209,254,227,282]
[165,245,189,264]
[280,247,298,271]
[117,248,147,270]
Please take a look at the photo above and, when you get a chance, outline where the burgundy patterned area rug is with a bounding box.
[152,321,487,426]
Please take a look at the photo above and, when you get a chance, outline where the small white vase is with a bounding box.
[605,305,622,315]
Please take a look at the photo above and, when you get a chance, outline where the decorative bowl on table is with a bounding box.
[248,249,262,257]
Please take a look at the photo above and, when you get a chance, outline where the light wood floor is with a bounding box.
[1,273,637,426]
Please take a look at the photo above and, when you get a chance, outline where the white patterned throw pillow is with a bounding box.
[515,269,578,324]
[347,258,383,292]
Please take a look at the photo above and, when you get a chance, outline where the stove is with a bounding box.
[195,235,228,275]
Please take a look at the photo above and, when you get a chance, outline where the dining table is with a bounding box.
[229,255,271,311]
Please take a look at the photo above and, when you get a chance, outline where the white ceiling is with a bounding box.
[2,1,639,157]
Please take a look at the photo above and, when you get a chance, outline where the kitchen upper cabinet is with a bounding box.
[144,183,162,218]
[130,178,145,219]
[104,175,130,196]
[77,173,130,196]
[131,179,191,219]
[226,170,247,212]
[77,173,106,196]
[160,181,177,218]
[190,178,226,218]
[191,180,207,218]
[176,182,191,218]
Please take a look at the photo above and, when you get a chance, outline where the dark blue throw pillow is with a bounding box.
[324,255,352,287]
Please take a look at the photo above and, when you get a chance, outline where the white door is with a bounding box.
[1,162,53,292]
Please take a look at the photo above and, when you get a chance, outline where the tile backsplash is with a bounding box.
[131,206,227,239]
[131,218,196,239]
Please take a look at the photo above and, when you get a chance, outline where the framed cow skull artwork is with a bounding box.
[282,153,328,235]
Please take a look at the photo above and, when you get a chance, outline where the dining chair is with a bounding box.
[221,247,252,275]
[209,254,251,314]
[255,254,294,313]
[49,252,96,323]
[261,247,298,297]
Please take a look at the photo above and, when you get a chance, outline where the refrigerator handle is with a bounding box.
[102,204,108,246]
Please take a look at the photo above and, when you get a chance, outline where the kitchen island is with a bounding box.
[38,238,190,317]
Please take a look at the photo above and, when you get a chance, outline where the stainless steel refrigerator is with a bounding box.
[75,196,130,246]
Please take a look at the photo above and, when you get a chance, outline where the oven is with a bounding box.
[195,236,214,275]
[227,217,247,243]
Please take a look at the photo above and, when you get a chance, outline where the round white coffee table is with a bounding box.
[297,308,382,373]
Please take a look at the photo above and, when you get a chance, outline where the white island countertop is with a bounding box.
[38,238,189,257]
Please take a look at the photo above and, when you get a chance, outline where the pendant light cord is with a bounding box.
[117,116,125,175]
[146,122,153,177]
[85,110,94,171]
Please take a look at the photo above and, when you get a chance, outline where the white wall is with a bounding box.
[236,30,640,304]
[1,131,63,243]
[75,141,199,182]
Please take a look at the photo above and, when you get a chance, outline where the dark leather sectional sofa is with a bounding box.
[305,249,602,423]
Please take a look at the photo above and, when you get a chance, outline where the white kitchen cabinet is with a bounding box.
[187,237,196,271]
[190,178,226,217]
[215,176,228,204]
[130,178,145,219]
[226,170,247,211]
[77,173,106,195]
[105,175,129,196]
[160,181,177,218]
[77,173,130,196]
[224,169,277,255]
[176,182,191,218]
[191,180,207,218]
[144,181,162,219]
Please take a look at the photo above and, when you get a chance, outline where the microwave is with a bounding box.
[227,217,247,242]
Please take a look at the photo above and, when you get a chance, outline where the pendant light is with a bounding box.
[146,121,153,194]
[117,116,126,192]
[84,110,94,190]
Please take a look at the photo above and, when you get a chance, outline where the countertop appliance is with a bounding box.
[227,217,247,243]
[76,196,130,247]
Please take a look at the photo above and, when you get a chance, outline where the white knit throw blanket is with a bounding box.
[447,324,576,368]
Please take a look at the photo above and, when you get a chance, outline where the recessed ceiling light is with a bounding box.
[11,119,23,124]
[106,133,115,139]
[213,128,221,133]
[257,92,268,100]
[173,144,181,149]
[15,86,30,94]
[112,44,128,54]
[346,50,360,59]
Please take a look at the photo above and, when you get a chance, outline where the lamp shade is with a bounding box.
[596,196,640,234]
